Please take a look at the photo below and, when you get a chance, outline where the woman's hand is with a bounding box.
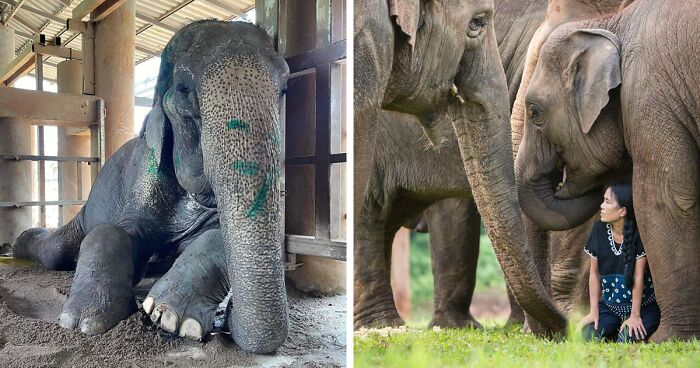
[621,315,647,340]
[578,311,599,331]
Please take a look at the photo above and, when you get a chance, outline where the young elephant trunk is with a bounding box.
[200,58,288,353]
[514,132,601,231]
[451,26,566,335]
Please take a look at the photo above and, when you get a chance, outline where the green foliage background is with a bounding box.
[409,223,506,322]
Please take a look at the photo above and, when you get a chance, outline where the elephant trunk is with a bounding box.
[514,134,601,231]
[200,63,288,353]
[450,26,566,335]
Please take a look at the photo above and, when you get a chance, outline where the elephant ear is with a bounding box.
[388,0,420,50]
[141,99,169,169]
[562,29,621,134]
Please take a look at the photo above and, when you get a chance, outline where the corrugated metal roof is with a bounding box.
[1,0,255,82]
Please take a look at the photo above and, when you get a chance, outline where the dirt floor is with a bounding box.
[0,258,346,368]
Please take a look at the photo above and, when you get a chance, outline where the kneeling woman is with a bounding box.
[579,183,659,342]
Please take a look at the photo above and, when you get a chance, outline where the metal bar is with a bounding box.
[314,63,331,241]
[0,155,99,162]
[36,53,46,228]
[286,153,346,166]
[0,200,87,208]
[285,40,346,73]
[285,235,346,261]
[76,161,83,201]
[58,161,64,226]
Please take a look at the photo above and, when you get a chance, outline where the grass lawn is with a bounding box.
[354,322,700,367]
[362,226,700,367]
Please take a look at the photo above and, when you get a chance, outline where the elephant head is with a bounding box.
[142,21,289,353]
[515,25,631,230]
[382,0,567,333]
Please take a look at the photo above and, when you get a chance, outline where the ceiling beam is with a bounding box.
[135,44,159,57]
[135,11,178,33]
[72,0,107,20]
[1,0,25,24]
[90,0,129,21]
[200,0,244,17]
[19,4,65,24]
[0,44,34,85]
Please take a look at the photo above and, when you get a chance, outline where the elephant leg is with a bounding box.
[505,287,525,326]
[58,224,138,335]
[428,198,481,329]
[12,217,85,270]
[548,221,594,315]
[144,229,229,340]
[354,207,403,328]
[634,162,700,341]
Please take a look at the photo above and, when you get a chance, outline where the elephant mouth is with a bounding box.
[189,192,218,211]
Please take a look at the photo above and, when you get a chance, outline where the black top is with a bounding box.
[584,221,656,318]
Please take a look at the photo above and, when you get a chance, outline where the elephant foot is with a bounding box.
[354,300,404,329]
[429,311,482,329]
[143,230,229,341]
[58,225,137,335]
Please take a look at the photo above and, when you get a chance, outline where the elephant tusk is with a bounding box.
[451,84,466,104]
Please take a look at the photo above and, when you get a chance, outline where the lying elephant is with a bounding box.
[12,20,289,353]
[515,0,700,340]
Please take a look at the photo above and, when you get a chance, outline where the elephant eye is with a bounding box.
[528,104,545,128]
[468,13,487,38]
[176,83,190,94]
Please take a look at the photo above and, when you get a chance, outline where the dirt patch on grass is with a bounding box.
[0,258,346,367]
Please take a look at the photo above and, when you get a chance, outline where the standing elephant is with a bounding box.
[507,0,632,327]
[12,21,289,353]
[515,0,700,340]
[356,0,551,329]
[354,0,566,335]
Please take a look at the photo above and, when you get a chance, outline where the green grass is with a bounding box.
[355,322,700,367]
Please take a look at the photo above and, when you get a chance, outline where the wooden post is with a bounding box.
[93,0,135,158]
[57,60,90,223]
[0,25,32,245]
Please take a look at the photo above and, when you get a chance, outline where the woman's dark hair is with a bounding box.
[608,183,642,288]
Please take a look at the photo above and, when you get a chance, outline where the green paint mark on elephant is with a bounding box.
[227,119,249,131]
[233,160,260,177]
[174,152,182,169]
[147,147,159,175]
[247,172,274,219]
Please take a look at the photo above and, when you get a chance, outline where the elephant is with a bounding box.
[514,0,700,340]
[503,0,632,331]
[11,21,290,353]
[354,0,566,335]
[355,0,549,329]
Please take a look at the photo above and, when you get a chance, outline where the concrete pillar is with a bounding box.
[57,60,91,222]
[93,0,135,158]
[0,24,32,247]
[391,228,411,319]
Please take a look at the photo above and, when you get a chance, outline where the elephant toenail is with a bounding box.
[161,309,179,333]
[143,296,154,314]
[58,312,78,330]
[179,318,203,341]
[150,305,165,324]
[80,316,108,335]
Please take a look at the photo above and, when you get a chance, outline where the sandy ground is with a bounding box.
[0,258,346,368]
